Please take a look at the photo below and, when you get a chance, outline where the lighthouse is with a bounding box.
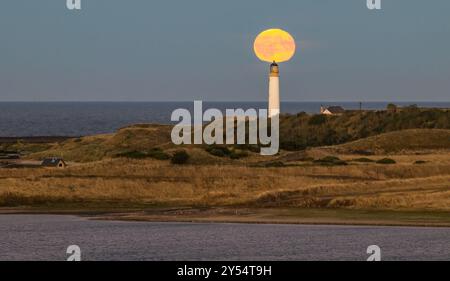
[268,61,280,117]
[253,28,296,118]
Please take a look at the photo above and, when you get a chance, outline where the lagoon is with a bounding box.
[0,215,449,261]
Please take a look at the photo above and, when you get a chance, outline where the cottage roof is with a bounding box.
[41,158,66,167]
[325,106,345,114]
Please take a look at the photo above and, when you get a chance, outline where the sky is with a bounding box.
[0,0,449,102]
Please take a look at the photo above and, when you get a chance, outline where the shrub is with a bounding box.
[313,156,348,166]
[229,150,249,159]
[171,150,190,165]
[308,114,328,126]
[387,103,398,113]
[376,158,396,164]
[147,148,170,160]
[263,161,286,167]
[352,158,375,163]
[205,145,249,159]
[205,145,231,157]
[208,148,227,157]
[351,150,375,156]
[233,144,260,153]
[414,160,427,165]
[293,156,314,162]
[319,156,340,162]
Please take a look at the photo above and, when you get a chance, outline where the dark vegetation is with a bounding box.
[259,161,286,168]
[313,156,348,166]
[205,145,249,159]
[279,107,450,150]
[376,158,397,164]
[171,150,190,165]
[115,148,170,160]
[0,192,76,207]
[2,106,449,164]
[352,157,375,163]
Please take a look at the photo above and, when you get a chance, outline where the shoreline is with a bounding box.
[1,207,450,228]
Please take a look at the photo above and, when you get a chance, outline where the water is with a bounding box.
[0,215,448,261]
[0,102,449,137]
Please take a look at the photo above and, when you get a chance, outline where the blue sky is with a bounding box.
[1,0,449,101]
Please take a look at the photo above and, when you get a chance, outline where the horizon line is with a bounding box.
[0,100,449,103]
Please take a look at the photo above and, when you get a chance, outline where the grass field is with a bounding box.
[0,126,449,226]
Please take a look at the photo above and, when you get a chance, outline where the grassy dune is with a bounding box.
[25,124,173,162]
[21,126,450,163]
[1,152,449,210]
[334,129,450,154]
[1,126,450,226]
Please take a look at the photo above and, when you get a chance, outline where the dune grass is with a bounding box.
[336,129,450,154]
[1,152,450,212]
[1,126,450,225]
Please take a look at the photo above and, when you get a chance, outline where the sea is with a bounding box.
[0,102,449,137]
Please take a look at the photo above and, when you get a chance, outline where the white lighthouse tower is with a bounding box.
[268,61,280,117]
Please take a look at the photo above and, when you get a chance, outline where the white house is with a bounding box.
[320,106,345,115]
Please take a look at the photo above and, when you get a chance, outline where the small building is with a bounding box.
[41,157,67,168]
[320,105,345,115]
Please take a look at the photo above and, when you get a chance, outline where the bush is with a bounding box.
[147,148,170,160]
[205,145,231,157]
[205,145,249,159]
[319,156,340,162]
[414,160,427,165]
[229,150,249,159]
[208,148,227,157]
[233,144,260,153]
[263,161,286,167]
[352,157,375,163]
[308,114,327,126]
[313,156,348,166]
[376,158,396,164]
[387,103,398,113]
[351,150,375,156]
[171,150,190,165]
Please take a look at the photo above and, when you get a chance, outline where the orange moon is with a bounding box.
[254,29,296,63]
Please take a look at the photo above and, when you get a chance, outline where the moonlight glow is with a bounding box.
[254,29,296,63]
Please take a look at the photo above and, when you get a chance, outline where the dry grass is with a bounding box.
[334,129,450,154]
[27,124,175,162]
[1,127,449,214]
[1,151,450,211]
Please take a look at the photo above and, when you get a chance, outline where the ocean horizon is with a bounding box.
[1,101,449,137]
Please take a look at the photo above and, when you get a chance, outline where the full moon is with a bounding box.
[254,29,296,63]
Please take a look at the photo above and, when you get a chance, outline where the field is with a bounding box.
[0,125,449,226]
